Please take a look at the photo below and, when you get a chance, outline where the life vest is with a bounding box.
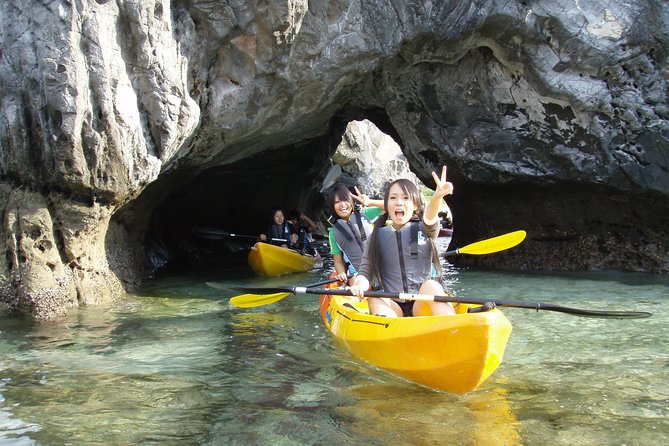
[332,211,373,270]
[375,219,435,294]
[267,223,291,245]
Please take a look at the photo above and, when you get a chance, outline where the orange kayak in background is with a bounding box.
[247,242,318,276]
[319,293,512,394]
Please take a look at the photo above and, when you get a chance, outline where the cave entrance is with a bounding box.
[118,114,451,277]
[141,141,333,272]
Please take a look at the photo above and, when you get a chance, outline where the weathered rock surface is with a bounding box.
[331,119,420,197]
[1,0,668,319]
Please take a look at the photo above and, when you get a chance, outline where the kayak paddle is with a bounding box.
[212,276,348,308]
[192,226,288,243]
[319,164,342,193]
[443,230,526,257]
[230,286,652,319]
[221,231,528,309]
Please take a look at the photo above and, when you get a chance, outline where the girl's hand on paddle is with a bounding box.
[432,166,454,198]
[335,271,349,283]
[349,275,370,301]
[260,234,267,241]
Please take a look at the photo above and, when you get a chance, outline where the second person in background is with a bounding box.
[287,209,318,255]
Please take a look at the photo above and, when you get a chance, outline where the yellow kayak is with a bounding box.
[247,242,317,276]
[319,294,512,394]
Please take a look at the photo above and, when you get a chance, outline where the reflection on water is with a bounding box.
[333,382,521,445]
[1,258,668,445]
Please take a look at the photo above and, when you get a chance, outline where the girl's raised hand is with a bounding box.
[351,186,370,207]
[432,166,454,197]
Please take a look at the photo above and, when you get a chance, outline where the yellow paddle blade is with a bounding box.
[229,292,291,308]
[457,230,527,255]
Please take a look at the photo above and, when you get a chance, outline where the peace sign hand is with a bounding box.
[351,186,370,207]
[432,166,454,198]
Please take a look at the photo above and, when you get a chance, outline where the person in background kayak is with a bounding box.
[349,166,457,318]
[328,185,384,284]
[438,211,452,229]
[259,209,292,248]
[287,209,318,255]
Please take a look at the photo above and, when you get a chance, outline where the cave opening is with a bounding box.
[111,108,448,277]
[141,136,334,272]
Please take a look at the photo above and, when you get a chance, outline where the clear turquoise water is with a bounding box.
[1,251,668,445]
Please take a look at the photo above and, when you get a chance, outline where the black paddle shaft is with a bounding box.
[210,275,348,292]
[230,286,652,319]
[192,227,288,242]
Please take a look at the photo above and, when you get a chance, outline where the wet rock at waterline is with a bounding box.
[1,1,668,319]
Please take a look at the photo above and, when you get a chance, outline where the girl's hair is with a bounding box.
[366,179,442,285]
[328,185,355,219]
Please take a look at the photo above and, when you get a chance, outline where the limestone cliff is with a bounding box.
[1,0,668,319]
[332,119,420,197]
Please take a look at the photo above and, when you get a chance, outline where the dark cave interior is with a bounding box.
[123,109,412,272]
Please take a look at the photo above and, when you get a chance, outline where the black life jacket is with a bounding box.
[331,211,373,270]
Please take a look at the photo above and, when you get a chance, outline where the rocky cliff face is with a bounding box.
[1,0,668,319]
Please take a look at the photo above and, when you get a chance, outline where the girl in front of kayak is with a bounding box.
[328,185,384,284]
[349,166,456,317]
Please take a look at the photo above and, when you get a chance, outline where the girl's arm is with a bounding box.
[332,254,349,283]
[424,166,454,226]
[300,213,317,231]
[329,229,349,282]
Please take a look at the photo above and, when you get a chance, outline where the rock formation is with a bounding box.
[330,119,421,197]
[1,0,667,319]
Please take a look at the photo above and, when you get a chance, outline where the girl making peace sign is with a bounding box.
[349,166,457,318]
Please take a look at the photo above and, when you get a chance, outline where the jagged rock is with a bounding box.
[330,119,420,197]
[1,0,668,319]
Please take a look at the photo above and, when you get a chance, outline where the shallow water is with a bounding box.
[1,249,668,445]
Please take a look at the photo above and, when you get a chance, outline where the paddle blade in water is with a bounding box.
[206,281,227,290]
[230,292,291,308]
[192,226,231,239]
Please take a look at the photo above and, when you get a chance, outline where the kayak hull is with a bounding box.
[319,294,512,394]
[247,242,315,276]
[438,227,453,237]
